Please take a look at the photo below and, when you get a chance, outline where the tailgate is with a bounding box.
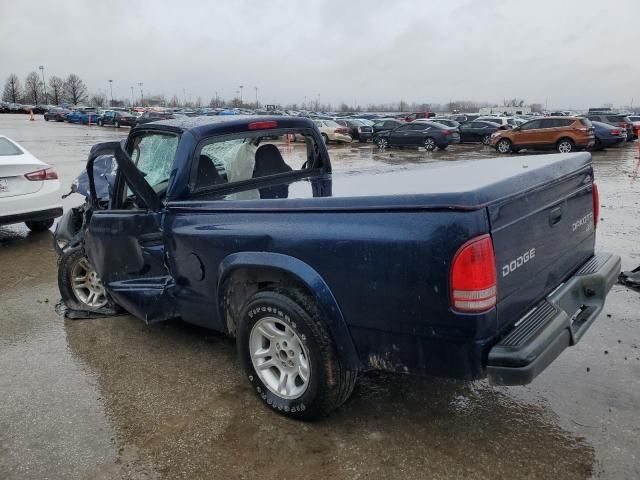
[489,165,596,332]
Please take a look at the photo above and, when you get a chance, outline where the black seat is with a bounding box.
[252,144,292,199]
[195,154,222,189]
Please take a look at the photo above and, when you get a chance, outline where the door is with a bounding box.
[407,123,428,145]
[84,132,179,323]
[460,122,480,142]
[389,124,411,145]
[513,119,542,147]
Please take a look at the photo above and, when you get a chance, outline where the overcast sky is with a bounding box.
[1,0,638,109]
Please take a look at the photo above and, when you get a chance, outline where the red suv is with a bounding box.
[491,117,595,154]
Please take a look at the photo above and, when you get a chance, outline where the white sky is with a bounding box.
[1,0,638,109]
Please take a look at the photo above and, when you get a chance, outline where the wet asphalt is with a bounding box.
[0,114,638,479]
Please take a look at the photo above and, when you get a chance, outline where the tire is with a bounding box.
[321,133,329,144]
[556,138,574,153]
[114,121,120,128]
[44,116,49,122]
[593,138,603,151]
[25,218,54,231]
[424,137,436,151]
[58,246,117,312]
[237,289,357,420]
[375,136,388,148]
[437,145,447,151]
[481,134,491,145]
[97,119,103,126]
[496,138,512,154]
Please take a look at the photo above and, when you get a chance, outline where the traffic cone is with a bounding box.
[29,110,35,121]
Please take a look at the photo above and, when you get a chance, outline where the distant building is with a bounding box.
[479,106,532,115]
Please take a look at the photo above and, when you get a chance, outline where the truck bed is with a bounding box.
[173,152,592,212]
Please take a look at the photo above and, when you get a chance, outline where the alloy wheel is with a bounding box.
[249,316,310,400]
[71,256,108,308]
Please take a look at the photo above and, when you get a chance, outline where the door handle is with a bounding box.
[549,207,563,226]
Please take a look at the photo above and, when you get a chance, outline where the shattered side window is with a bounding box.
[129,133,179,191]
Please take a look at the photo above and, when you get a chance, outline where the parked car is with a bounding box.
[65,110,93,124]
[629,115,640,139]
[586,113,636,141]
[458,120,504,145]
[591,121,627,150]
[372,118,404,134]
[452,114,480,123]
[476,116,517,128]
[374,121,460,150]
[79,111,100,125]
[98,110,137,128]
[492,117,595,154]
[0,135,62,231]
[335,119,374,142]
[404,112,435,122]
[44,107,70,122]
[313,120,352,143]
[54,115,619,420]
[135,111,176,125]
[418,118,461,129]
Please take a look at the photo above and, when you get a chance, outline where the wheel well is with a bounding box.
[220,267,313,338]
[557,137,574,145]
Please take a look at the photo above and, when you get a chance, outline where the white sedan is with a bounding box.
[0,135,62,231]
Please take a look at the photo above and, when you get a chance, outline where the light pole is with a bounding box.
[254,86,258,105]
[131,86,134,106]
[239,85,244,104]
[108,79,113,106]
[38,65,47,104]
[138,82,144,106]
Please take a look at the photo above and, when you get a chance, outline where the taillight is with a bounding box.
[442,129,451,136]
[592,182,599,228]
[335,127,348,134]
[24,168,58,181]
[610,129,620,135]
[450,234,497,313]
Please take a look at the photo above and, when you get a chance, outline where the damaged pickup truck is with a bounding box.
[55,115,620,420]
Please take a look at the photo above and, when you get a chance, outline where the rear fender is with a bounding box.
[218,252,361,370]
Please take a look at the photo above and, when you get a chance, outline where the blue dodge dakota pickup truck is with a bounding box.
[56,115,620,419]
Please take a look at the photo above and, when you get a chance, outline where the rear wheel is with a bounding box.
[424,137,436,151]
[557,138,574,153]
[481,134,491,145]
[25,218,54,231]
[496,138,512,154]
[237,289,357,420]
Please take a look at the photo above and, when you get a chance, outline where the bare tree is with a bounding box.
[530,103,543,113]
[24,71,44,105]
[63,74,87,105]
[89,94,106,107]
[168,95,180,108]
[194,96,203,108]
[2,74,22,103]
[48,76,64,105]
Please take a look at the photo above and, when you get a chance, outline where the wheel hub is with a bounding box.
[249,316,310,399]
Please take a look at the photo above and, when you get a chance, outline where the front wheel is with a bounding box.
[237,289,357,420]
[375,137,388,148]
[58,247,118,312]
[25,218,54,231]
[424,137,436,151]
[557,138,574,153]
[496,138,512,154]
[481,134,491,145]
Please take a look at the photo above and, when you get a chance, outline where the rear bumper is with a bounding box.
[0,207,63,226]
[487,252,621,385]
